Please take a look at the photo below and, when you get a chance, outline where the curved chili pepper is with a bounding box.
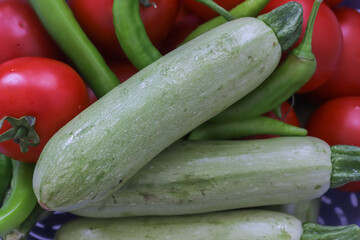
[0,154,12,204]
[188,116,307,140]
[112,0,163,70]
[113,0,269,70]
[210,0,322,123]
[194,0,234,21]
[27,0,119,98]
[183,0,271,44]
[1,204,51,239]
[0,160,37,234]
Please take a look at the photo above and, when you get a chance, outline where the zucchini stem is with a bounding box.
[257,1,303,51]
[330,145,360,188]
[301,222,360,240]
[210,0,322,123]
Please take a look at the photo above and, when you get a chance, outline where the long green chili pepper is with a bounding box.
[210,0,322,123]
[183,0,271,44]
[1,204,51,240]
[27,0,120,98]
[0,154,12,204]
[113,0,270,70]
[113,0,163,70]
[0,160,37,234]
[188,116,307,140]
[194,0,234,21]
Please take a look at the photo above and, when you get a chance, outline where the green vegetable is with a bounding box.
[114,1,302,70]
[72,136,359,218]
[113,0,162,70]
[210,0,321,123]
[55,209,360,240]
[265,198,321,223]
[33,16,284,212]
[1,204,51,240]
[27,0,120,98]
[0,160,37,234]
[188,116,307,140]
[183,0,271,43]
[194,0,234,21]
[0,154,12,203]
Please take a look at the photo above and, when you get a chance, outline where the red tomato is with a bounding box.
[88,61,138,104]
[68,0,179,60]
[0,57,90,162]
[302,7,360,103]
[306,96,360,191]
[261,0,343,93]
[160,14,202,54]
[183,0,245,21]
[307,96,360,147]
[108,61,138,83]
[0,0,63,64]
[324,0,344,8]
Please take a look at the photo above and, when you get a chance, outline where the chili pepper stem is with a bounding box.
[194,0,234,21]
[292,0,323,60]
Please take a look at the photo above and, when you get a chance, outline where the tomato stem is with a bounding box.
[0,116,40,153]
[14,127,29,144]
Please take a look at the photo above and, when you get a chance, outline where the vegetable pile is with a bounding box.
[0,0,360,239]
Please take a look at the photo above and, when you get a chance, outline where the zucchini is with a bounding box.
[72,136,332,218]
[264,198,321,223]
[73,136,360,218]
[33,16,282,212]
[54,209,360,240]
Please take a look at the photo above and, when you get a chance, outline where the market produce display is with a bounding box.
[0,0,359,239]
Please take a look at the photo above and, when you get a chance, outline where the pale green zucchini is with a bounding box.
[55,209,360,240]
[72,136,332,218]
[33,17,282,212]
[264,198,321,223]
[72,136,360,218]
[56,210,304,240]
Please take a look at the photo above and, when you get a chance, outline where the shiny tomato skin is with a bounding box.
[306,96,360,192]
[303,7,360,103]
[0,0,63,64]
[262,0,343,93]
[160,14,202,54]
[306,96,360,147]
[183,0,245,21]
[87,61,138,104]
[0,57,90,162]
[68,0,179,60]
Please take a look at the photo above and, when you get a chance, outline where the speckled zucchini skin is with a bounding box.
[33,17,281,212]
[72,136,332,218]
[55,209,303,240]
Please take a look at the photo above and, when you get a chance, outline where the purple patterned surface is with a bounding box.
[23,0,360,239]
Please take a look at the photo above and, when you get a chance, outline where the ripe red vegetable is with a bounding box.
[183,0,245,21]
[0,57,90,163]
[0,0,63,64]
[261,0,343,93]
[306,96,360,192]
[68,0,179,60]
[303,7,360,103]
